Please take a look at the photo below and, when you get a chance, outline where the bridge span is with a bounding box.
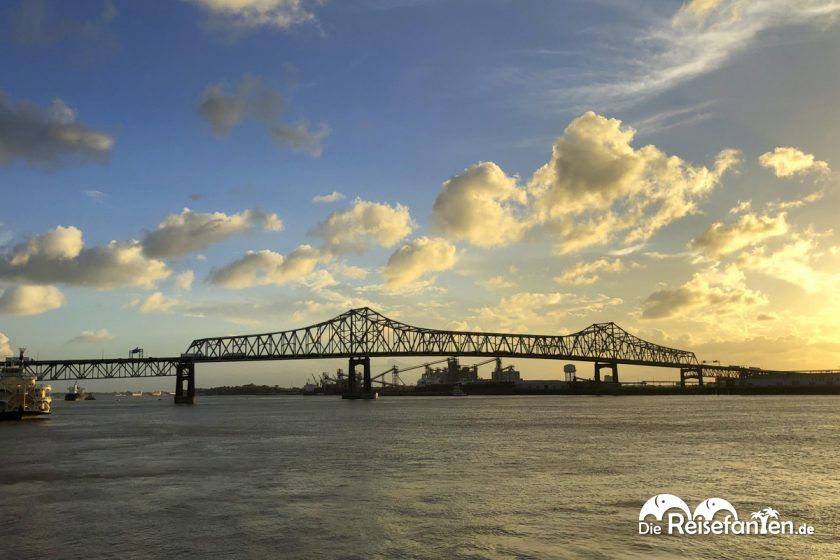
[12,307,832,402]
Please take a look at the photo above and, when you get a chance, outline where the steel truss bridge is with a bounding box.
[15,307,836,402]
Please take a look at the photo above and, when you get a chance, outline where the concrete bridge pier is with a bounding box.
[174,361,195,404]
[594,362,619,383]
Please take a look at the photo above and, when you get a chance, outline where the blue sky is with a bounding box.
[2,0,839,387]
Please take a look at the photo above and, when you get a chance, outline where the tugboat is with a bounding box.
[1,349,52,420]
[65,381,85,401]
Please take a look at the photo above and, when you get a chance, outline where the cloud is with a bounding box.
[174,270,195,291]
[481,275,515,289]
[187,0,319,31]
[83,190,107,203]
[209,245,322,288]
[328,261,369,279]
[141,208,283,258]
[736,234,830,293]
[270,122,329,156]
[132,292,179,314]
[431,162,527,247]
[7,0,117,48]
[197,74,284,136]
[313,199,415,254]
[759,147,830,178]
[528,112,739,252]
[383,237,457,288]
[197,74,328,156]
[472,292,623,333]
[642,264,766,319]
[1,226,170,289]
[0,332,11,357]
[0,284,64,315]
[70,328,115,343]
[554,258,627,285]
[0,90,114,167]
[312,191,345,204]
[575,0,840,105]
[689,211,789,258]
[8,225,83,266]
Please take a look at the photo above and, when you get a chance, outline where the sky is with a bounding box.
[1,0,840,388]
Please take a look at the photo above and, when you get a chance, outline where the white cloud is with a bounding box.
[134,292,179,314]
[0,332,11,357]
[472,292,623,333]
[313,199,415,254]
[642,264,766,319]
[1,227,169,289]
[0,284,64,315]
[209,245,322,288]
[83,190,107,203]
[383,237,458,288]
[431,162,527,247]
[759,147,830,178]
[175,270,195,291]
[689,211,789,258]
[0,90,114,167]
[70,328,115,343]
[9,225,83,266]
[187,0,319,31]
[736,234,831,293]
[554,258,627,285]
[528,112,739,253]
[142,208,283,258]
[482,275,515,289]
[576,0,840,105]
[329,261,369,280]
[312,191,345,204]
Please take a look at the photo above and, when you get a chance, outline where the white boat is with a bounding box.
[150,390,162,397]
[65,381,85,401]
[1,351,52,420]
[130,391,143,397]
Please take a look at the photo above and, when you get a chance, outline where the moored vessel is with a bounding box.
[65,381,85,401]
[1,350,52,420]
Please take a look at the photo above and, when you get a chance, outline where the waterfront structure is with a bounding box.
[10,308,840,403]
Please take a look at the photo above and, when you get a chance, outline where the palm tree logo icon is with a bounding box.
[750,507,780,534]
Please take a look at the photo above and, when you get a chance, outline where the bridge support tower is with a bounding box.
[680,367,703,388]
[594,362,619,383]
[347,356,373,396]
[174,361,195,404]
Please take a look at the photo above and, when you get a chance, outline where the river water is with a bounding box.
[1,394,837,559]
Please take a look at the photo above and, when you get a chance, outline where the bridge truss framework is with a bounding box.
[16,307,836,400]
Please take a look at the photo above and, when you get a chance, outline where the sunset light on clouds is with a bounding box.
[2,0,840,384]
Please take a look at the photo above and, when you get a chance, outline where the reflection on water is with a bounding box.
[1,395,838,559]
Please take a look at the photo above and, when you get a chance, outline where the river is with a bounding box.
[1,394,837,559]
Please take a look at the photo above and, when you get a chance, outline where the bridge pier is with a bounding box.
[174,361,195,404]
[345,357,375,398]
[680,367,703,388]
[594,362,619,383]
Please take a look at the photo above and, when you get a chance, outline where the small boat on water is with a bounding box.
[150,390,162,397]
[451,384,467,396]
[1,350,52,420]
[65,381,85,401]
[130,391,143,397]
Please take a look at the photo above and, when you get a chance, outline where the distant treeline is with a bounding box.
[196,383,301,396]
